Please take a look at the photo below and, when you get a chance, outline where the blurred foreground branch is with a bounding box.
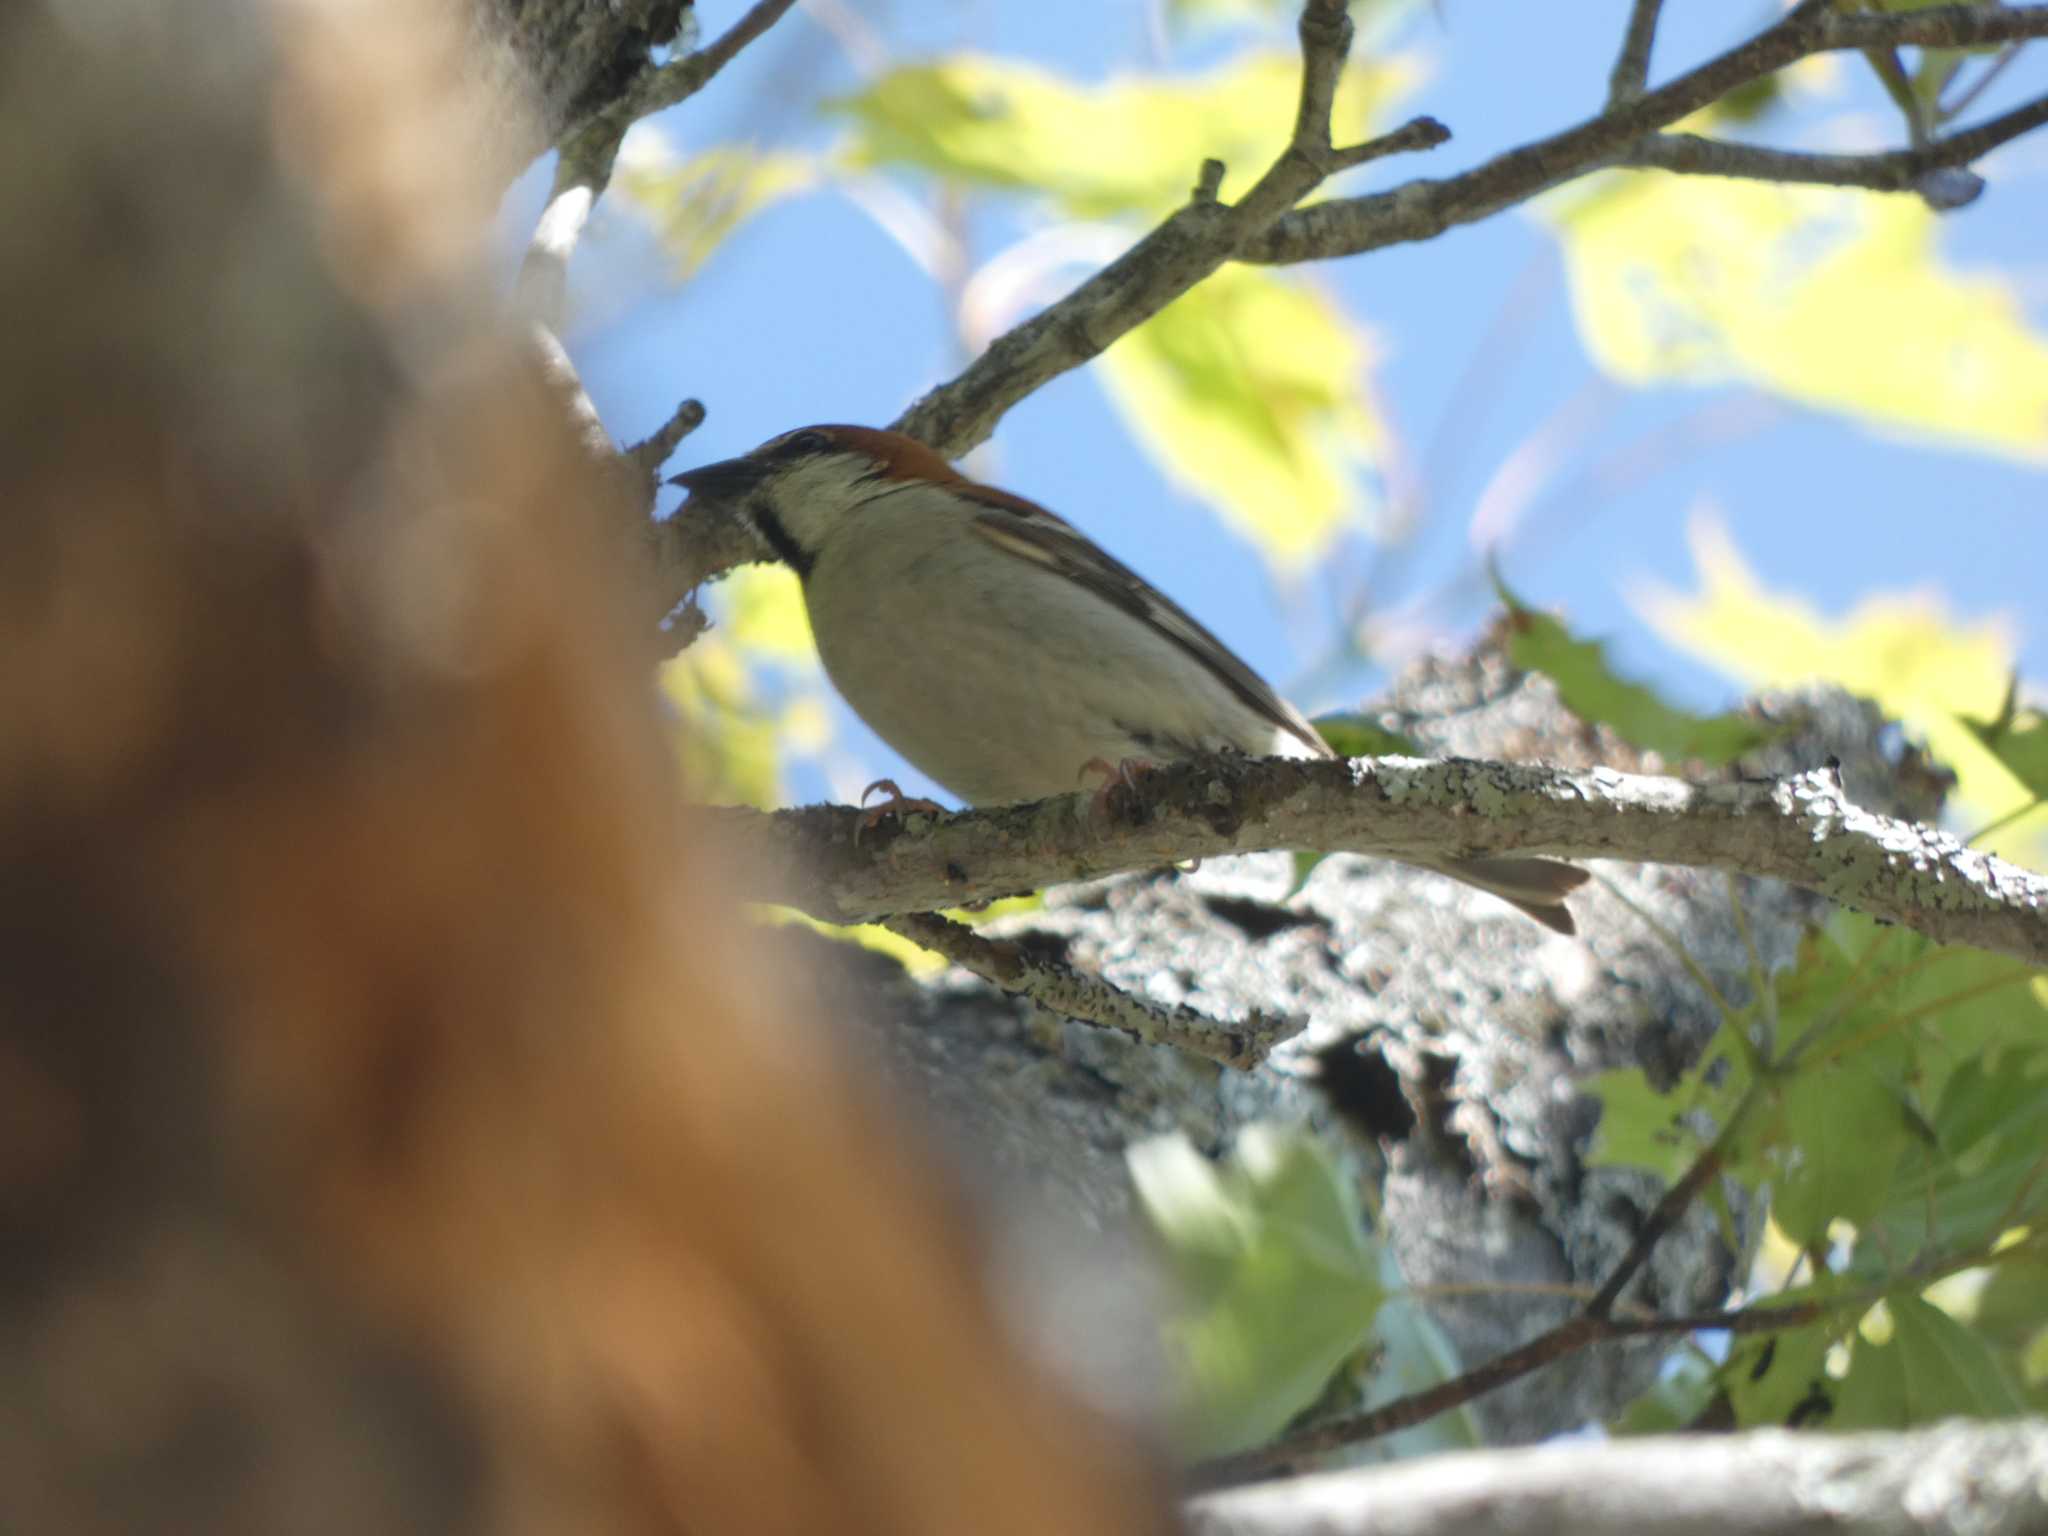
[1187,1421,2048,1536]
[0,3,1164,1530]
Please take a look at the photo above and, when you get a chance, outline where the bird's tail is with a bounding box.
[1420,856,1591,936]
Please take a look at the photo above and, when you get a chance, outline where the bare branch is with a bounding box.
[1245,3,2048,265]
[892,2,2048,458]
[1620,89,2048,202]
[702,756,2048,969]
[1194,1292,1839,1485]
[1606,0,1666,105]
[880,911,1296,1071]
[892,2,1447,456]
[627,396,708,476]
[1187,1421,2048,1536]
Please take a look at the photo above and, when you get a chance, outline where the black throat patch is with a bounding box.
[748,500,815,581]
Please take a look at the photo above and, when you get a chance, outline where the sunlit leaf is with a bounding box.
[836,50,1416,219]
[1098,265,1381,567]
[1311,713,1419,758]
[1832,1294,2030,1427]
[719,563,816,664]
[1131,1125,1384,1458]
[1494,567,1772,763]
[1961,685,2048,800]
[747,892,1047,977]
[659,637,784,807]
[1722,1298,1841,1428]
[1770,1058,1909,1249]
[1638,511,2029,824]
[749,905,949,975]
[618,140,818,279]
[1546,176,2048,461]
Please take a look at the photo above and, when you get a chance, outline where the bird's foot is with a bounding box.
[856,778,946,844]
[1078,756,1158,820]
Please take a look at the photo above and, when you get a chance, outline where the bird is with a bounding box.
[670,424,1587,933]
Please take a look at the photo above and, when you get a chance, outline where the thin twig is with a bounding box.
[880,911,1297,1071]
[1200,1224,2020,1483]
[1585,1087,1752,1318]
[1607,0,1667,105]
[1942,42,2024,122]
[1624,89,2048,205]
[627,397,708,476]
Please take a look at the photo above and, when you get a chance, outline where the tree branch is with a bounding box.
[1607,0,1666,106]
[704,755,2048,969]
[1246,3,2048,266]
[879,911,1295,1070]
[891,0,1448,454]
[1619,89,2048,205]
[1185,1421,2048,1536]
[516,0,802,329]
[663,2,2048,597]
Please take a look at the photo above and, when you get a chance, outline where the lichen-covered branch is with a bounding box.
[705,755,2048,969]
[880,911,1295,1070]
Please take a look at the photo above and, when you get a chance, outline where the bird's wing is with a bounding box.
[957,484,1331,758]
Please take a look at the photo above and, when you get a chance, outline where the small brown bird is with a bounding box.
[673,425,1586,932]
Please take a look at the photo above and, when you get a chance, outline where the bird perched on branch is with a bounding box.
[671,424,1586,933]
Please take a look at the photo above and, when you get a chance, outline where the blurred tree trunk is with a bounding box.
[0,4,1165,1531]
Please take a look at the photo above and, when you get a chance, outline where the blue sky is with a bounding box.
[526,0,2048,807]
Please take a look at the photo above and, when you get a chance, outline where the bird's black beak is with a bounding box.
[668,456,770,503]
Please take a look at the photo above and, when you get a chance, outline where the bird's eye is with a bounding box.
[782,429,831,456]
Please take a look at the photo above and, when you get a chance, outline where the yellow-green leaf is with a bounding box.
[619,142,817,279]
[1833,1294,2030,1428]
[1637,512,2030,826]
[719,563,816,665]
[1546,176,2048,461]
[1098,264,1380,567]
[1495,567,1773,764]
[659,636,784,808]
[1131,1125,1384,1459]
[835,51,1416,219]
[1961,684,2048,800]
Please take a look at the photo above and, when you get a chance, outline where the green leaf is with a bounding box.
[1545,177,2048,462]
[1585,1065,1702,1183]
[1493,568,1771,764]
[835,51,1415,219]
[617,142,816,280]
[1832,1294,2029,1428]
[1098,265,1382,568]
[1586,1011,1754,1183]
[1769,1059,1909,1249]
[1130,1126,1385,1459]
[1610,1348,1718,1435]
[1723,1305,1841,1428]
[1310,713,1419,759]
[1960,689,2048,800]
[1640,514,2033,830]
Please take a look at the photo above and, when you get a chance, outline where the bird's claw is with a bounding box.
[856,778,946,844]
[1078,756,1158,820]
